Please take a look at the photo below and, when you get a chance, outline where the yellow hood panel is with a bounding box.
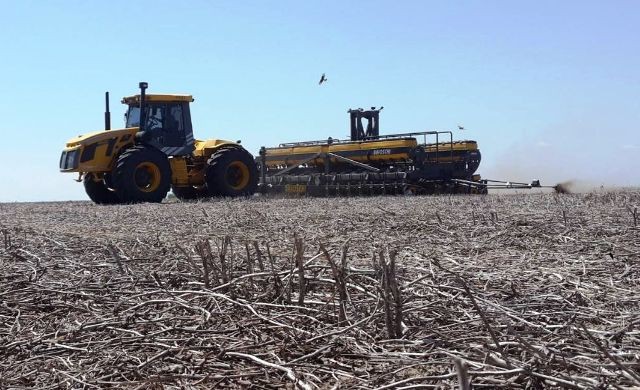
[192,139,237,156]
[65,128,139,147]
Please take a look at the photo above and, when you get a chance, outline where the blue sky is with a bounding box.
[0,0,638,201]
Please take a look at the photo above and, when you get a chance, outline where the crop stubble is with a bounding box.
[0,191,638,388]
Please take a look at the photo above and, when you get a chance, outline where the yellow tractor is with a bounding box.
[59,82,258,204]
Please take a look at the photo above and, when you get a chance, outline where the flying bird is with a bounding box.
[318,73,327,85]
[457,124,465,130]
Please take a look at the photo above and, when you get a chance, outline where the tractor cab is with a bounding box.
[122,93,195,156]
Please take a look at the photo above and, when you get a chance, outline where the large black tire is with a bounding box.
[171,185,208,201]
[113,146,171,203]
[83,173,121,204]
[206,147,258,197]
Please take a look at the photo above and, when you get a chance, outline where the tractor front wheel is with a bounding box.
[83,173,121,204]
[113,146,171,203]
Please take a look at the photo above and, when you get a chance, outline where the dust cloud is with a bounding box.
[478,121,639,194]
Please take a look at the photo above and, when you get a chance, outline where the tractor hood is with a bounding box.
[60,128,139,173]
[65,127,138,148]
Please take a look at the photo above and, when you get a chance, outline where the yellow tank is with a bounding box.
[264,137,420,168]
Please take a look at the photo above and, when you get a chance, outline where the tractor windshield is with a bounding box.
[125,104,183,132]
[125,105,162,129]
[125,106,141,127]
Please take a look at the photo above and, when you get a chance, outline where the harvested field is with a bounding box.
[1,192,639,389]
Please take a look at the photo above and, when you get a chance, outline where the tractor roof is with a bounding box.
[121,94,194,105]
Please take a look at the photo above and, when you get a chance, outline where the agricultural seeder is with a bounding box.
[257,107,552,196]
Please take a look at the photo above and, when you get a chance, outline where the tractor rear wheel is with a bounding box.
[113,146,171,203]
[83,173,121,204]
[206,147,258,197]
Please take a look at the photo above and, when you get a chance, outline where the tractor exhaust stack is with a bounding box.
[104,92,111,130]
[138,81,148,132]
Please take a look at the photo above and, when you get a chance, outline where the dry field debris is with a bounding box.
[0,191,639,389]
